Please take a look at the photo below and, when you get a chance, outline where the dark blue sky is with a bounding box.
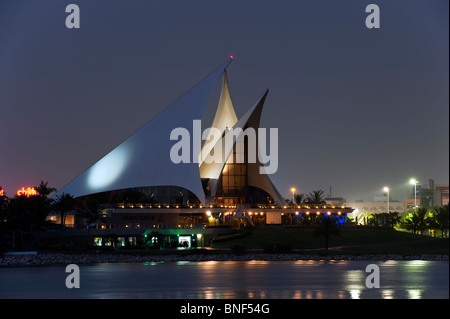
[0,0,448,201]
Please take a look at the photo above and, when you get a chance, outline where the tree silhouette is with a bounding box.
[306,190,327,205]
[51,193,76,236]
[294,193,306,205]
[402,207,429,234]
[80,199,106,236]
[433,205,449,238]
[35,180,57,198]
[312,215,342,250]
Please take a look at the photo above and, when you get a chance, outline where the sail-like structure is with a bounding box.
[55,58,284,206]
[55,59,232,203]
[199,70,238,165]
[199,90,285,206]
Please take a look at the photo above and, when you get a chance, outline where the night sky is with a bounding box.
[0,0,448,202]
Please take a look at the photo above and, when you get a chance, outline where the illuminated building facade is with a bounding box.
[53,59,352,247]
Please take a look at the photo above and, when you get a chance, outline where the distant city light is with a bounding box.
[0,189,4,196]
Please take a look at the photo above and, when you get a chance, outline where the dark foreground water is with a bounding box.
[0,260,448,299]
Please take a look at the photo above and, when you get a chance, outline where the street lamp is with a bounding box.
[409,179,418,209]
[383,186,389,214]
[291,188,296,207]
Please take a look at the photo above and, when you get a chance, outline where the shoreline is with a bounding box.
[1,252,448,267]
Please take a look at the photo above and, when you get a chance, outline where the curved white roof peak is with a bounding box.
[54,59,232,203]
[199,70,238,165]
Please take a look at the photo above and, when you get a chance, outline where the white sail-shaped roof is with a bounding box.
[199,70,238,165]
[200,90,285,206]
[54,59,232,203]
[243,92,285,206]
[199,92,265,181]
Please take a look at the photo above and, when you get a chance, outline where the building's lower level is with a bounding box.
[46,205,354,248]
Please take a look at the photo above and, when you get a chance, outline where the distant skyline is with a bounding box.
[0,0,448,202]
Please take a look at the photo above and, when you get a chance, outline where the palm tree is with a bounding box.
[306,190,327,205]
[385,212,401,229]
[5,195,35,250]
[0,187,8,221]
[426,213,440,237]
[366,212,378,226]
[294,193,306,206]
[51,193,76,236]
[402,207,429,234]
[80,199,106,236]
[312,215,342,250]
[434,205,449,238]
[33,181,57,231]
[377,212,401,228]
[35,180,57,198]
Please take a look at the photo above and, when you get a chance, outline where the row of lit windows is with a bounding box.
[115,203,241,209]
[282,211,343,216]
[258,205,348,209]
[114,203,349,210]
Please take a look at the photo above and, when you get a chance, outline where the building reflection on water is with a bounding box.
[0,260,446,299]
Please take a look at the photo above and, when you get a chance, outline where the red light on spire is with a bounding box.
[230,55,234,59]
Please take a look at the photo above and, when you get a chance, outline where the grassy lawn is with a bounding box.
[211,226,450,255]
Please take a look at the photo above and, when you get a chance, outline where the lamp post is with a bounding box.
[291,188,296,207]
[383,186,389,214]
[409,179,418,209]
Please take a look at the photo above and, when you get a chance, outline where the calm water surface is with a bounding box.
[0,260,448,299]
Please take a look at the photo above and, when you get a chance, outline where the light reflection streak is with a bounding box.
[293,290,302,299]
[338,291,346,299]
[349,289,361,299]
[407,289,422,299]
[345,269,365,299]
[345,270,365,290]
[405,260,430,267]
[382,289,394,299]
